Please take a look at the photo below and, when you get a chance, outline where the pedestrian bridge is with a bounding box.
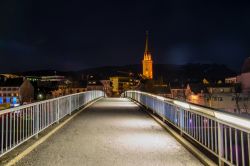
[0,90,249,166]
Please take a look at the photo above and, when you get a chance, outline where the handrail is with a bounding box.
[0,90,104,157]
[0,91,91,116]
[124,90,250,131]
[123,90,250,166]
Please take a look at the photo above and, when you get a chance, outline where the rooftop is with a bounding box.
[242,57,250,73]
[0,78,24,87]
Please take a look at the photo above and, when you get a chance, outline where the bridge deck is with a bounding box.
[16,98,202,166]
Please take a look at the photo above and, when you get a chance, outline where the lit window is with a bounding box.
[6,97,10,103]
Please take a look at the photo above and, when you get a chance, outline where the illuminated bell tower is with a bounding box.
[142,31,153,79]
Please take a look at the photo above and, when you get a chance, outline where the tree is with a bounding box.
[243,103,248,114]
[206,92,213,107]
[234,83,242,114]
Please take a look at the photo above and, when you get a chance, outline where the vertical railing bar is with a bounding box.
[69,96,71,115]
[195,114,198,139]
[215,121,218,154]
[25,108,27,139]
[36,104,39,139]
[22,109,25,141]
[202,116,204,145]
[248,133,250,166]
[47,102,50,125]
[187,111,189,135]
[235,129,239,166]
[225,126,228,160]
[198,115,201,142]
[188,112,193,136]
[211,120,214,151]
[205,118,207,147]
[28,107,30,138]
[17,111,19,144]
[218,123,223,166]
[192,114,194,137]
[1,116,4,154]
[208,119,210,149]
[185,110,188,133]
[6,114,8,152]
[57,99,60,124]
[13,111,16,146]
[191,113,194,137]
[32,106,35,136]
[10,112,12,148]
[39,104,41,130]
[230,128,233,164]
[241,131,245,166]
[41,104,44,129]
[46,103,48,127]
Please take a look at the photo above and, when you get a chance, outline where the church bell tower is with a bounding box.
[142,31,153,79]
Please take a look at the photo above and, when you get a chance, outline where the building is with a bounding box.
[185,83,206,105]
[152,84,171,98]
[87,75,104,91]
[185,82,250,114]
[0,74,20,79]
[41,75,66,82]
[0,78,34,107]
[142,31,153,79]
[225,57,250,93]
[225,77,237,84]
[203,90,249,114]
[238,57,250,93]
[51,80,87,98]
[110,76,140,96]
[100,80,112,97]
[169,83,186,100]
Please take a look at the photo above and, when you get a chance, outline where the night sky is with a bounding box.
[1,0,250,72]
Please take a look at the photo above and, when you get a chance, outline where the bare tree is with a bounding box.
[243,103,248,114]
[234,83,242,114]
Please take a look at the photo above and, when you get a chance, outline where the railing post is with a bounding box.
[162,102,165,122]
[35,104,39,139]
[78,94,80,109]
[57,99,60,124]
[69,96,72,115]
[152,97,155,114]
[179,108,184,136]
[218,122,224,166]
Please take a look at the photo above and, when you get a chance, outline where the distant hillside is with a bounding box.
[77,63,236,83]
[17,63,236,83]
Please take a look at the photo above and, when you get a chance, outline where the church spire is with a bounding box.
[145,31,149,53]
[142,31,153,79]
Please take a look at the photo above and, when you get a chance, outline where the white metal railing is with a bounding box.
[123,90,250,166]
[0,90,104,157]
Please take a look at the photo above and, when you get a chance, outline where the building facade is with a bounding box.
[0,78,34,107]
[110,76,140,96]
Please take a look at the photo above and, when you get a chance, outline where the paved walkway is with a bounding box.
[16,98,202,166]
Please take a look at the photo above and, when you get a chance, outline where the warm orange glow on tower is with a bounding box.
[142,31,153,79]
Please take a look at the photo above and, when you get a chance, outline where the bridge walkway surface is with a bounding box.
[15,98,202,166]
